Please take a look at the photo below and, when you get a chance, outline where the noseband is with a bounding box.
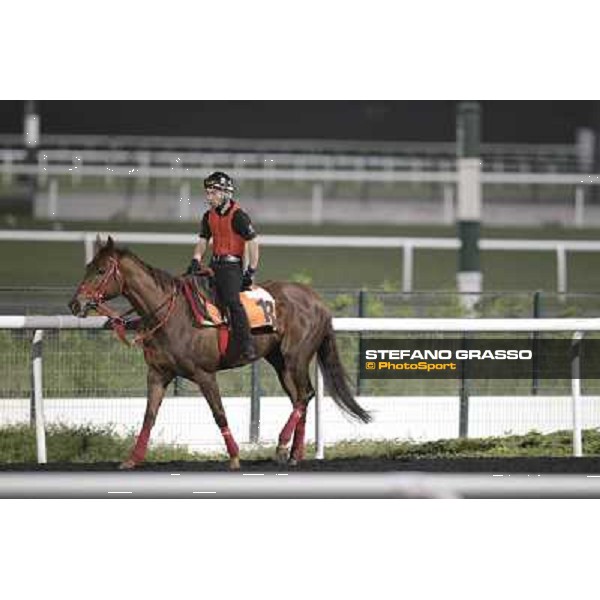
[77,255,177,347]
[78,256,125,307]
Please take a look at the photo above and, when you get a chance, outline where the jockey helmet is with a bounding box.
[204,171,234,193]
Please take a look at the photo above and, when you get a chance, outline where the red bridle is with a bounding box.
[77,255,177,348]
[77,256,125,306]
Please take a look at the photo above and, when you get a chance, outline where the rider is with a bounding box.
[187,171,259,362]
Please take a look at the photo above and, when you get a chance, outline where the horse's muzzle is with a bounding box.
[68,296,93,317]
[68,297,82,316]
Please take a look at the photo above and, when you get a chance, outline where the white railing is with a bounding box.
[6,161,600,183]
[0,229,598,294]
[1,315,597,464]
[0,132,578,163]
[4,159,598,226]
[3,472,600,498]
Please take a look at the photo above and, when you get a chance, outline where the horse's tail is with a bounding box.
[316,320,371,423]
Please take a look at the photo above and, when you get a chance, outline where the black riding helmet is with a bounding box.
[204,171,234,193]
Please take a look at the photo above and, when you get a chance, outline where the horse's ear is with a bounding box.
[94,234,103,254]
[106,235,115,250]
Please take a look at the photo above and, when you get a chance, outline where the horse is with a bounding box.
[68,235,371,470]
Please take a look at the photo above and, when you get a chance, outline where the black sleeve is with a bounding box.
[199,212,211,240]
[232,209,258,241]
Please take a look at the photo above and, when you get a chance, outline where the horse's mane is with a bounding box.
[115,246,177,292]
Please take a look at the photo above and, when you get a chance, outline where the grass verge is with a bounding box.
[1,424,598,463]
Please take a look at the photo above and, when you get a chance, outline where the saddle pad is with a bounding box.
[240,287,277,329]
[186,281,276,330]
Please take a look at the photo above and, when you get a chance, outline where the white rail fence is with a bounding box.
[1,151,592,181]
[3,159,600,225]
[1,229,599,294]
[4,472,600,498]
[0,132,579,161]
[0,316,598,464]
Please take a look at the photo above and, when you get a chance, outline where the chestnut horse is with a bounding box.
[68,236,371,470]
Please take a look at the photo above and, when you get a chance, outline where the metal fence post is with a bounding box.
[571,331,583,457]
[402,243,413,293]
[556,244,567,298]
[315,361,325,459]
[311,182,324,225]
[84,233,95,264]
[48,178,58,219]
[574,186,585,228]
[250,361,261,443]
[31,329,47,464]
[459,334,469,438]
[179,181,191,220]
[29,352,36,428]
[356,289,366,396]
[443,183,454,224]
[531,290,541,396]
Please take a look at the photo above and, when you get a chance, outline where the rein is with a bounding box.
[78,257,125,305]
[78,256,179,347]
[130,285,178,346]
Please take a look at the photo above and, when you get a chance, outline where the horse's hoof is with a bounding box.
[275,446,288,464]
[288,458,299,467]
[119,459,137,470]
[229,457,241,471]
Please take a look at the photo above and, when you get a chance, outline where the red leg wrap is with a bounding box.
[291,416,307,461]
[279,407,304,446]
[131,426,151,463]
[221,426,239,458]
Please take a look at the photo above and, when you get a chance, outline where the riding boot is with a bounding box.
[229,303,258,362]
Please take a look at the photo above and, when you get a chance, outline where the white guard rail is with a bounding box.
[0,316,598,463]
[3,472,600,498]
[1,230,599,294]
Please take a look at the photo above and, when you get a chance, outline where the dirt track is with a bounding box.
[1,456,600,473]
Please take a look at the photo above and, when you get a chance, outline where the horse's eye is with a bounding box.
[98,268,106,275]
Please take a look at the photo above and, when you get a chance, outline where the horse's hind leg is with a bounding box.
[120,367,172,470]
[195,370,241,470]
[289,399,309,465]
[288,367,315,465]
[266,348,313,465]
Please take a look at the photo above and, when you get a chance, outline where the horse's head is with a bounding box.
[68,235,125,317]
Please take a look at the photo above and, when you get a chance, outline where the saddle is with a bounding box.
[181,274,276,357]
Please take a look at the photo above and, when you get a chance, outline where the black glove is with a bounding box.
[242,267,256,290]
[186,258,201,276]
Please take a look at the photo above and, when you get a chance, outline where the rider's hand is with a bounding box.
[198,266,215,278]
[242,267,256,290]
[186,259,201,275]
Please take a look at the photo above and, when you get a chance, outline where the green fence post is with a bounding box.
[456,101,482,313]
[356,289,366,396]
[250,361,261,443]
[459,334,469,438]
[532,290,541,396]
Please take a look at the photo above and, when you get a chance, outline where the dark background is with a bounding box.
[0,100,598,143]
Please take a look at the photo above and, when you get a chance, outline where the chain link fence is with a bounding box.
[1,288,600,448]
[1,287,599,400]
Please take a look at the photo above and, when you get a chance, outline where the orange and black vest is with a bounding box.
[208,200,246,257]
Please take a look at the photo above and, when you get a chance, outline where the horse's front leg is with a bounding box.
[120,367,173,470]
[195,370,241,471]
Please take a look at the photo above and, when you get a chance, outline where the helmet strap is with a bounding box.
[217,196,230,212]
